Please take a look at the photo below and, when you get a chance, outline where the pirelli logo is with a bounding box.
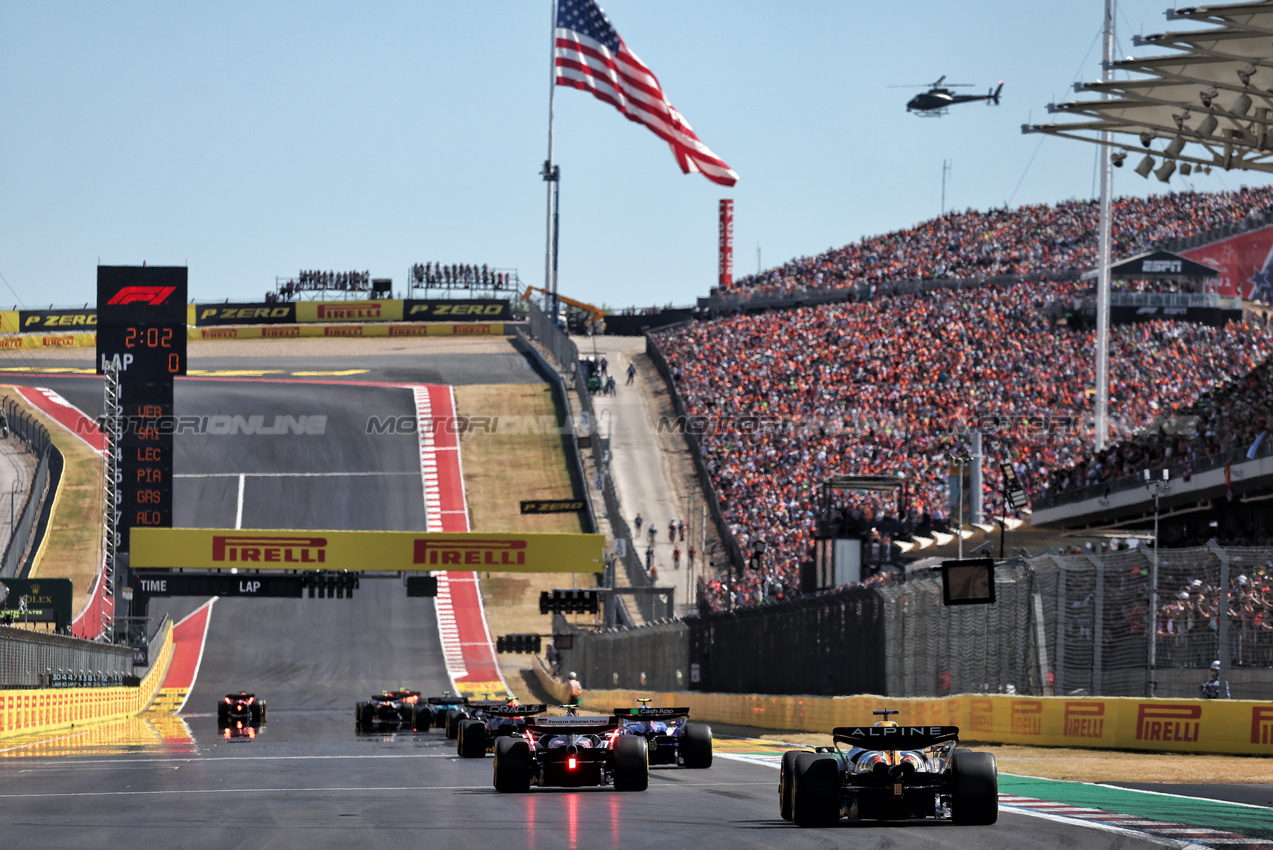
[41,335,76,347]
[0,338,22,349]
[389,325,431,336]
[452,324,492,335]
[969,698,994,734]
[1135,703,1201,743]
[200,328,238,339]
[1010,700,1042,736]
[1063,702,1105,739]
[317,303,382,320]
[212,535,327,564]
[324,326,364,337]
[263,327,301,338]
[414,538,527,567]
[1252,706,1273,745]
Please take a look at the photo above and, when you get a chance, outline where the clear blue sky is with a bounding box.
[3,1,1269,311]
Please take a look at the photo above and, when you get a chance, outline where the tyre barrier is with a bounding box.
[0,619,173,739]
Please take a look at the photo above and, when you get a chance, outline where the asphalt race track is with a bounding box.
[0,353,1262,848]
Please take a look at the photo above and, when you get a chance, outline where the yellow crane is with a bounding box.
[520,286,604,322]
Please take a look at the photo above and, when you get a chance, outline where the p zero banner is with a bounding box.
[130,528,605,573]
[403,299,511,321]
[1182,224,1273,300]
[194,303,296,326]
[17,309,97,333]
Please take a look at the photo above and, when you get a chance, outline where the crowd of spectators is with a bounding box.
[272,270,371,301]
[721,187,1273,298]
[659,278,1273,610]
[410,262,512,289]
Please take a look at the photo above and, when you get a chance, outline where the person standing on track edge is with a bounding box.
[567,672,583,706]
[627,361,636,385]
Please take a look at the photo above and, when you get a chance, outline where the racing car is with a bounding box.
[457,703,547,758]
[779,710,997,827]
[441,695,505,739]
[613,700,712,768]
[216,692,266,731]
[422,692,468,734]
[354,689,429,733]
[491,714,649,792]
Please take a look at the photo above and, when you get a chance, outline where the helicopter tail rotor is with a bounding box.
[990,82,1004,105]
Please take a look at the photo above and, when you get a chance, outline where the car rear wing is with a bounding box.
[832,725,960,749]
[427,696,469,706]
[478,704,547,718]
[613,706,690,719]
[527,716,619,735]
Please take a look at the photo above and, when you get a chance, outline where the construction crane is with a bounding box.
[520,286,604,322]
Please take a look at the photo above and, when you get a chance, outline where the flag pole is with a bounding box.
[542,0,560,322]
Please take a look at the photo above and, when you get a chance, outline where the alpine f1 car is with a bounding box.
[779,710,997,827]
[613,701,712,768]
[422,692,468,734]
[457,703,547,758]
[491,715,649,792]
[355,689,429,733]
[217,692,266,732]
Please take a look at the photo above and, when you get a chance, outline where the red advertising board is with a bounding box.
[1181,224,1273,300]
[718,199,734,288]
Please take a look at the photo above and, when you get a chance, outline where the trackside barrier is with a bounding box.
[0,619,173,740]
[527,667,1273,756]
[188,323,509,340]
[0,333,95,351]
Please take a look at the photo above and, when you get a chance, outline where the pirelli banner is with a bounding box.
[193,303,296,326]
[188,323,507,340]
[0,308,98,334]
[130,528,605,573]
[575,691,1273,757]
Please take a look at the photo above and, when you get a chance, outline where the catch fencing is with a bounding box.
[0,624,135,688]
[553,546,1272,699]
[0,395,59,579]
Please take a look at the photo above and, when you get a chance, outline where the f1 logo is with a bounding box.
[106,286,176,306]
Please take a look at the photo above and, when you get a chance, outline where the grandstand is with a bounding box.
[650,188,1273,611]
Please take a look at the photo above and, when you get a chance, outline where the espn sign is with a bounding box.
[212,535,327,564]
[1142,259,1182,273]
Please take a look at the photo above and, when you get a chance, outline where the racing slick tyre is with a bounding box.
[612,735,649,792]
[681,722,713,769]
[951,750,998,826]
[445,709,463,739]
[459,720,487,758]
[357,701,376,732]
[779,750,801,821]
[216,704,229,725]
[792,753,840,828]
[411,705,430,732]
[250,702,264,725]
[493,737,531,793]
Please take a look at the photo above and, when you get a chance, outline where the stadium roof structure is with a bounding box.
[1024,2,1273,179]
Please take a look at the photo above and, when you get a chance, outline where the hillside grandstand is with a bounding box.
[653,188,1273,611]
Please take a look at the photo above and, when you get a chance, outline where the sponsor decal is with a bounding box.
[520,499,585,514]
[317,303,382,320]
[388,325,431,336]
[200,328,238,340]
[195,304,295,326]
[211,535,327,564]
[107,286,176,306]
[1063,701,1105,739]
[324,326,364,336]
[413,538,527,567]
[1252,706,1273,745]
[843,726,946,738]
[1010,700,1042,735]
[404,299,510,321]
[1135,703,1201,743]
[263,326,301,338]
[969,698,994,734]
[41,335,76,347]
[1142,259,1182,273]
[20,310,96,330]
[0,338,23,349]
[452,324,491,335]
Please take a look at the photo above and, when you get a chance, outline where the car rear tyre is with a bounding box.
[445,709,463,739]
[951,750,998,825]
[779,750,801,821]
[680,722,713,769]
[793,753,840,827]
[249,702,263,724]
[357,701,376,732]
[412,705,430,732]
[459,720,487,758]
[612,735,649,791]
[493,737,532,792]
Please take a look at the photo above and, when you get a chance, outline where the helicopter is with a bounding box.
[897,76,1004,116]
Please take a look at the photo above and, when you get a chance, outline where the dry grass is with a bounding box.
[726,726,1273,783]
[453,384,598,684]
[3,389,103,613]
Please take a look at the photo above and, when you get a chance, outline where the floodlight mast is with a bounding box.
[1094,0,1115,453]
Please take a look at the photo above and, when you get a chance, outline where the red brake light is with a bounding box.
[568,756,577,770]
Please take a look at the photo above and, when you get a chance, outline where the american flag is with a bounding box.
[554,0,738,187]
